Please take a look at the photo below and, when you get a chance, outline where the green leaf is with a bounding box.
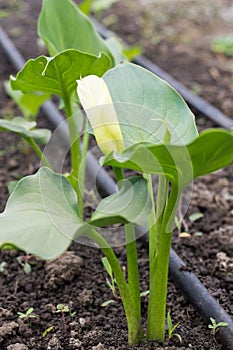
[102,257,113,277]
[211,35,233,56]
[0,117,51,145]
[26,308,34,316]
[102,142,190,186]
[0,167,86,260]
[79,0,94,15]
[0,9,9,19]
[104,37,141,64]
[89,176,151,227]
[189,212,203,222]
[4,81,49,120]
[187,129,233,178]
[102,129,233,188]
[43,326,54,337]
[105,37,126,65]
[10,49,111,101]
[217,322,228,327]
[38,0,114,65]
[167,311,173,334]
[101,299,116,307]
[123,45,141,61]
[103,62,198,147]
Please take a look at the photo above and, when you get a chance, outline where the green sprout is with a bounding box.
[16,256,32,274]
[101,256,121,307]
[56,304,76,331]
[167,310,182,343]
[17,307,37,327]
[102,257,118,298]
[208,317,228,337]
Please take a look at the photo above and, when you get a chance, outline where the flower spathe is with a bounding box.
[77,75,124,155]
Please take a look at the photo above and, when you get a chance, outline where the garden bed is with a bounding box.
[0,1,232,349]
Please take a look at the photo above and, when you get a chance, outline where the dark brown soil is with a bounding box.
[0,1,232,349]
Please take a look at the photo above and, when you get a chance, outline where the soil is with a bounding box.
[0,1,233,349]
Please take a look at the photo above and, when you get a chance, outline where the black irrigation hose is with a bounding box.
[1,26,233,349]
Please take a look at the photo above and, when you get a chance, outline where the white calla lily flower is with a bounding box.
[77,75,124,155]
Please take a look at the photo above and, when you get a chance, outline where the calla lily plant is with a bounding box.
[76,66,233,343]
[1,0,233,346]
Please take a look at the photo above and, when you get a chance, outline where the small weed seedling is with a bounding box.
[102,257,118,299]
[56,304,76,331]
[101,256,121,307]
[17,307,37,327]
[16,256,32,274]
[211,35,233,57]
[208,317,228,339]
[0,261,8,276]
[167,311,182,343]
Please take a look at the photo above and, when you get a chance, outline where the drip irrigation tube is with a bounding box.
[1,26,233,349]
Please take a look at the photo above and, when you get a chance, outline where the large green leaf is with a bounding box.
[89,176,151,227]
[0,117,51,144]
[102,129,233,188]
[10,49,111,100]
[103,62,198,147]
[187,129,233,178]
[0,168,86,259]
[38,0,114,65]
[0,169,152,259]
[4,81,50,120]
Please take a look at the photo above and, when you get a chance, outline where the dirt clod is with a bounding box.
[78,289,93,306]
[92,343,106,350]
[47,335,62,350]
[45,251,83,289]
[0,321,18,343]
[7,344,29,350]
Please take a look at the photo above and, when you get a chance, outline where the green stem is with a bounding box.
[147,179,179,342]
[64,97,82,215]
[83,228,144,345]
[27,137,53,169]
[146,175,158,270]
[125,223,141,322]
[78,118,90,218]
[113,166,125,183]
[113,167,142,326]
